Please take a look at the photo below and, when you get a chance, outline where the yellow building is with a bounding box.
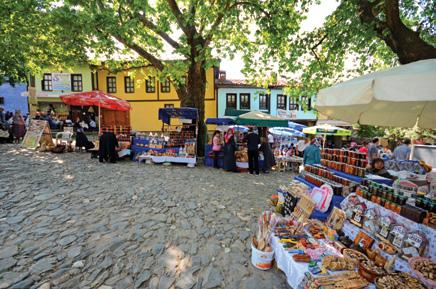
[95,66,217,131]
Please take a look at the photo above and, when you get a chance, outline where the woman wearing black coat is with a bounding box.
[222,128,237,171]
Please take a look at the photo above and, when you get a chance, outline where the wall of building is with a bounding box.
[28,65,93,116]
[217,87,317,122]
[96,67,217,131]
[0,83,28,114]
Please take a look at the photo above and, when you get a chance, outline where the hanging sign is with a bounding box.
[52,73,71,91]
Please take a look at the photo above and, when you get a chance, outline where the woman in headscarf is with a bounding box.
[12,110,26,143]
[259,137,276,173]
[222,128,237,171]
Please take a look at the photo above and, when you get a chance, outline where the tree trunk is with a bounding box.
[357,0,436,64]
[179,61,207,157]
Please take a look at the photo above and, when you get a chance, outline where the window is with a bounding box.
[164,104,174,108]
[301,96,312,110]
[30,75,35,87]
[239,93,250,109]
[71,74,83,92]
[107,76,116,93]
[289,97,299,110]
[277,94,287,110]
[259,94,270,110]
[146,77,156,93]
[226,93,237,109]
[124,76,134,93]
[0,97,4,105]
[160,79,171,93]
[42,73,52,91]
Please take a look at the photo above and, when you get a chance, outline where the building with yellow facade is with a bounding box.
[94,66,217,131]
[28,64,218,131]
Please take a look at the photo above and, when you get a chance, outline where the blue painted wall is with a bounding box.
[0,83,28,114]
[217,87,316,121]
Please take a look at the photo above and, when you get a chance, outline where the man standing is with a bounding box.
[393,138,411,161]
[246,127,260,175]
[303,138,321,165]
[367,138,380,163]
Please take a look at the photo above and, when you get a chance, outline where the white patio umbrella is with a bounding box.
[316,59,436,129]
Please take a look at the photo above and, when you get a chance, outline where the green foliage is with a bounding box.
[0,0,89,83]
[241,0,435,98]
[355,124,436,143]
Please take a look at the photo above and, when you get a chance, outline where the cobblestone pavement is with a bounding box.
[0,144,293,289]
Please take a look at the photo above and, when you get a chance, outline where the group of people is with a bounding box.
[211,127,276,174]
[0,107,26,143]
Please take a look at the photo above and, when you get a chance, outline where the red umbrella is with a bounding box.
[60,91,131,111]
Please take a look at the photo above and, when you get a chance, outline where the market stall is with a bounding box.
[203,117,236,168]
[270,127,306,172]
[60,91,132,151]
[233,111,290,170]
[302,124,352,149]
[251,171,436,289]
[132,108,198,166]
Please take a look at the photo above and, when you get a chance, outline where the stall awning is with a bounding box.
[158,107,198,125]
[205,117,236,125]
[236,111,289,127]
[60,91,131,111]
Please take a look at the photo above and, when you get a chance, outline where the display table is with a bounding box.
[150,155,196,165]
[341,195,436,260]
[271,235,314,288]
[323,166,394,186]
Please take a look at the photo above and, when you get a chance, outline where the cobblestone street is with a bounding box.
[0,144,292,289]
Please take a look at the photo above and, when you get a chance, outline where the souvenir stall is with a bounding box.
[203,117,236,168]
[269,127,306,172]
[60,91,132,151]
[132,108,198,166]
[251,175,436,289]
[233,111,289,170]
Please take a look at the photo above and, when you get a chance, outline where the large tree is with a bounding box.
[241,0,436,99]
[0,0,88,85]
[54,0,307,155]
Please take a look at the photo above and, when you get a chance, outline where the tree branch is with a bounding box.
[137,14,182,51]
[167,0,192,37]
[112,34,165,71]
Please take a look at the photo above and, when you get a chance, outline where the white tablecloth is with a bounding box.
[151,156,196,164]
[271,235,309,288]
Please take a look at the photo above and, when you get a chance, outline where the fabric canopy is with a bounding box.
[60,91,131,111]
[236,111,289,127]
[288,121,307,131]
[303,124,351,136]
[316,59,436,129]
[158,107,198,125]
[269,127,305,138]
[205,117,236,125]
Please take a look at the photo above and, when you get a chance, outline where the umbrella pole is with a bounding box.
[98,104,101,135]
[323,134,326,149]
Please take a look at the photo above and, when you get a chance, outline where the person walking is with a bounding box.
[303,138,321,165]
[211,130,222,168]
[246,127,260,174]
[393,138,411,161]
[223,128,237,172]
[12,110,26,143]
[367,138,380,163]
